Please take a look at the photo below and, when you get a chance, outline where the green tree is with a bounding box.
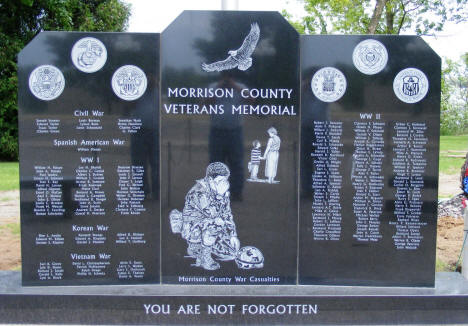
[285,0,467,35]
[0,0,131,160]
[441,54,468,135]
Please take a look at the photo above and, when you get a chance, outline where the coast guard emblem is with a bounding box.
[402,76,419,96]
[71,37,107,73]
[393,68,428,103]
[352,39,388,75]
[28,65,65,101]
[111,65,147,101]
[311,67,347,102]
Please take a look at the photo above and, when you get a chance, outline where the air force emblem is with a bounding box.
[393,68,428,103]
[322,70,337,92]
[111,65,147,101]
[28,65,65,101]
[311,67,347,103]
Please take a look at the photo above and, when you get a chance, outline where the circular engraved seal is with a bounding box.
[393,68,429,103]
[28,65,65,101]
[111,65,147,101]
[71,37,107,73]
[352,39,388,75]
[311,67,347,102]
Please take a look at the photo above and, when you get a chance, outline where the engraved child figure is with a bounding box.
[248,140,262,180]
[169,162,240,270]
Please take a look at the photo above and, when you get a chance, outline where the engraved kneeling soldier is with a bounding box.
[170,162,241,270]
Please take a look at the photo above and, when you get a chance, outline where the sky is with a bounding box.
[127,0,468,62]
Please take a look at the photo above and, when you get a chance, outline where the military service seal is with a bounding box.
[71,37,107,73]
[311,67,347,103]
[393,68,429,103]
[352,39,388,75]
[28,65,65,101]
[111,65,147,101]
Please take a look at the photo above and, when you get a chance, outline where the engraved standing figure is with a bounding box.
[262,127,281,184]
[202,23,260,72]
[248,140,262,180]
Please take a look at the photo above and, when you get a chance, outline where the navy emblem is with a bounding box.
[28,65,65,101]
[71,37,107,73]
[352,39,388,75]
[111,65,147,101]
[393,68,428,103]
[311,67,347,102]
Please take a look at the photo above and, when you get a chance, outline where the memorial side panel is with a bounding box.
[299,35,439,286]
[18,32,160,285]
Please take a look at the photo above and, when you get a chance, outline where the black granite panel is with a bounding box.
[161,11,300,284]
[299,35,440,286]
[18,32,160,285]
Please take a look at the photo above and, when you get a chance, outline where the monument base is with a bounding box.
[0,271,467,325]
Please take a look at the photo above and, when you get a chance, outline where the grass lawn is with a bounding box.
[0,162,19,191]
[436,258,453,272]
[0,223,20,235]
[439,135,468,175]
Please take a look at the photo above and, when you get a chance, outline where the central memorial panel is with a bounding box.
[161,11,300,284]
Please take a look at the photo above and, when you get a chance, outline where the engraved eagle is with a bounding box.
[202,23,260,72]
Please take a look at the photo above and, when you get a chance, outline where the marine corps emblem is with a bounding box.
[28,65,65,101]
[71,37,107,73]
[311,67,347,102]
[111,65,147,101]
[393,68,428,103]
[352,39,388,75]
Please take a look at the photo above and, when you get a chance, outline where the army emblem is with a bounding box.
[28,65,65,101]
[311,67,347,102]
[393,68,429,103]
[111,65,147,101]
[71,37,107,73]
[352,39,388,75]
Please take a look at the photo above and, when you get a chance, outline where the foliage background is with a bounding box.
[283,0,468,136]
[0,0,131,161]
[1,1,467,161]
[441,54,468,135]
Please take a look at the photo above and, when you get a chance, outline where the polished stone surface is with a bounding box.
[16,12,442,292]
[1,271,467,296]
[299,35,440,287]
[0,272,467,325]
[18,32,160,285]
[160,11,300,284]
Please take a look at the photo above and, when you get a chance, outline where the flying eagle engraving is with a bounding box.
[202,23,260,72]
